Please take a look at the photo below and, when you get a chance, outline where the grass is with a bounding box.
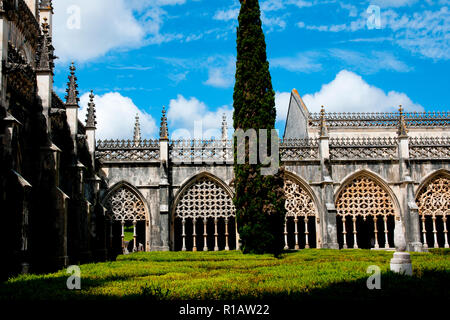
[0,250,448,301]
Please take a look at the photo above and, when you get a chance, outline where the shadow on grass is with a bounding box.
[0,269,448,302]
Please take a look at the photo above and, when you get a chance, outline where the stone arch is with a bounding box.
[171,172,236,252]
[102,181,150,253]
[415,169,450,249]
[334,170,399,249]
[283,171,321,249]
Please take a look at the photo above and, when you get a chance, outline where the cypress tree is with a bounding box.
[233,0,286,255]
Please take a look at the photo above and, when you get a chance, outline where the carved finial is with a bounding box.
[85,90,97,128]
[160,106,169,140]
[398,105,408,137]
[35,16,55,72]
[221,113,228,140]
[65,62,79,107]
[134,113,141,145]
[319,106,328,138]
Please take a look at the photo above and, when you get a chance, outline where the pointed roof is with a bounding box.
[85,90,97,129]
[160,106,169,140]
[65,62,79,108]
[134,113,141,144]
[36,18,55,72]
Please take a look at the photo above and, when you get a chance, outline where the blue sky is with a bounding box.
[51,0,450,140]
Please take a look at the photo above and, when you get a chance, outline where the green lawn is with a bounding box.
[1,250,449,301]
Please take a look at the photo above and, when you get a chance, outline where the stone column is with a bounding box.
[159,108,170,251]
[318,107,338,249]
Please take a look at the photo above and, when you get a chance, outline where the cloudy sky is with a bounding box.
[51,0,450,139]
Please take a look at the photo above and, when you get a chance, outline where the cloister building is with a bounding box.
[1,0,449,279]
[97,89,450,254]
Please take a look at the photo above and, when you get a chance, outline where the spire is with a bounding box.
[398,105,408,137]
[160,106,169,140]
[65,62,79,107]
[319,106,329,137]
[221,113,228,140]
[134,113,141,145]
[36,18,55,72]
[85,90,97,129]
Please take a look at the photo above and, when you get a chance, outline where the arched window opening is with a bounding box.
[336,176,396,249]
[417,175,450,249]
[284,177,319,250]
[174,177,236,251]
[104,186,147,254]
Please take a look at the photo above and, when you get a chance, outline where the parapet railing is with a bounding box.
[95,136,450,163]
[309,112,450,128]
[409,137,450,160]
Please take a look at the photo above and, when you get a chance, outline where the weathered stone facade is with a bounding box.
[0,0,107,279]
[1,0,449,281]
[97,90,449,254]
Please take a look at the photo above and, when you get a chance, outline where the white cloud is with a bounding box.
[204,56,236,88]
[79,92,157,140]
[53,0,186,63]
[301,70,423,113]
[167,95,233,139]
[370,0,418,7]
[271,52,323,73]
[275,91,291,123]
[329,49,412,74]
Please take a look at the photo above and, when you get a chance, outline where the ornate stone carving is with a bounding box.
[309,111,450,128]
[175,177,235,219]
[330,137,398,160]
[284,178,316,217]
[409,137,450,160]
[416,175,449,248]
[96,139,160,162]
[280,138,319,161]
[336,176,395,218]
[104,187,146,222]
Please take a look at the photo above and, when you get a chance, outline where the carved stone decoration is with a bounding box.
[336,176,395,218]
[416,175,450,248]
[336,175,396,249]
[173,176,236,252]
[175,177,235,219]
[284,178,316,217]
[283,177,318,249]
[104,187,146,222]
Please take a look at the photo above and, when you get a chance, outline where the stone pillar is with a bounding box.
[318,107,338,249]
[397,106,422,252]
[158,107,170,251]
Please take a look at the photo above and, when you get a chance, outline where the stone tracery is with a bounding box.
[417,175,450,248]
[174,176,236,251]
[283,177,318,249]
[104,186,147,253]
[336,176,396,249]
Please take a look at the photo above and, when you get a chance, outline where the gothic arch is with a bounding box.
[334,170,399,249]
[283,171,321,249]
[102,181,150,253]
[102,181,150,222]
[171,172,236,251]
[415,169,450,248]
[335,169,401,216]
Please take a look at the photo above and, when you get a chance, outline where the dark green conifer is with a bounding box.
[233,0,286,255]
